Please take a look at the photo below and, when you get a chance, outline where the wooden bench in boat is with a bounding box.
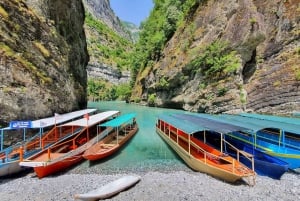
[101,144,115,149]
[54,144,69,153]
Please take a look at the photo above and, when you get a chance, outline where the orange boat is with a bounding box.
[0,108,96,177]
[156,114,256,185]
[83,113,138,161]
[19,111,120,178]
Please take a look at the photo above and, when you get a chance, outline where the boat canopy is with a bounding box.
[220,114,300,134]
[158,114,205,134]
[1,109,97,130]
[60,111,119,127]
[100,113,136,127]
[172,114,250,134]
[239,113,300,126]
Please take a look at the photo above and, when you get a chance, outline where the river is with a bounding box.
[71,101,191,174]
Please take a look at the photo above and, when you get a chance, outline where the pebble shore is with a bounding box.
[0,169,299,201]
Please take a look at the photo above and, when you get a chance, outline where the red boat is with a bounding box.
[83,113,138,161]
[19,111,120,178]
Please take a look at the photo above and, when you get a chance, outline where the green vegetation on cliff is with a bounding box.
[85,12,134,101]
[131,0,199,86]
[85,12,133,70]
[187,40,240,80]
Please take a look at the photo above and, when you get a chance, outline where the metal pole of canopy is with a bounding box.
[282,129,286,148]
[1,129,3,151]
[279,129,282,147]
[220,133,223,153]
[117,127,119,144]
[188,134,191,155]
[39,127,42,148]
[204,130,206,143]
[254,132,257,148]
[176,129,178,144]
[23,128,26,141]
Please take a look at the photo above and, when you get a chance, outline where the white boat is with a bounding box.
[74,175,141,201]
[0,109,97,177]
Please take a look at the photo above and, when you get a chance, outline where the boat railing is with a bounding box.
[175,134,221,162]
[95,127,113,143]
[257,131,300,150]
[223,139,255,171]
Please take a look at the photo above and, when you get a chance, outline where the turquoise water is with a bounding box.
[72,101,191,174]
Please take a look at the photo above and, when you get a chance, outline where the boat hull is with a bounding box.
[228,132,300,169]
[0,161,28,177]
[83,126,138,161]
[156,128,250,183]
[34,154,83,178]
[74,175,141,200]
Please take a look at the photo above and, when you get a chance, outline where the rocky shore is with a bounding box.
[0,169,299,201]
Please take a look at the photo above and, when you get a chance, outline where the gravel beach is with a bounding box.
[0,169,299,201]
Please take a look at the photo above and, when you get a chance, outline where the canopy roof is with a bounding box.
[100,113,136,127]
[239,113,300,126]
[158,114,204,134]
[1,109,97,130]
[222,114,300,134]
[172,114,249,134]
[194,113,300,135]
[61,110,119,127]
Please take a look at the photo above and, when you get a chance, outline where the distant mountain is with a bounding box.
[121,21,140,43]
[82,0,131,40]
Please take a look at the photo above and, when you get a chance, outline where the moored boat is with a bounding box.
[156,114,256,185]
[83,113,138,161]
[214,114,300,170]
[0,109,97,177]
[196,129,289,179]
[19,111,120,178]
[172,114,289,179]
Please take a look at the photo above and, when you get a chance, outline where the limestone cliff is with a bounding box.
[83,0,133,93]
[0,0,88,126]
[133,0,300,115]
[83,0,131,40]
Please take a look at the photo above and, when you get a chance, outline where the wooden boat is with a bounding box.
[83,113,138,161]
[19,111,120,178]
[212,114,300,170]
[197,129,289,179]
[191,113,300,170]
[156,114,256,185]
[74,175,141,200]
[0,109,97,177]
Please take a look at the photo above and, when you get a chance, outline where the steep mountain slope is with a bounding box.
[83,0,131,40]
[132,0,300,115]
[122,21,140,43]
[83,0,133,101]
[0,0,88,126]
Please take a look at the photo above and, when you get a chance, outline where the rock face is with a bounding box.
[0,0,88,126]
[134,0,300,115]
[87,63,130,85]
[83,0,131,40]
[83,0,132,86]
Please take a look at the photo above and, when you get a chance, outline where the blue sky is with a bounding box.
[110,0,154,26]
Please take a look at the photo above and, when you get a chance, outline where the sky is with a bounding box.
[110,0,154,26]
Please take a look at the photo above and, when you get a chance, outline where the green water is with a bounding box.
[72,101,191,174]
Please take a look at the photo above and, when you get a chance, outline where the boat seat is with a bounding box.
[55,144,69,153]
[101,144,115,148]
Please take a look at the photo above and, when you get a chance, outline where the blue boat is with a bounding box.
[172,114,289,179]
[223,135,289,179]
[193,113,300,170]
